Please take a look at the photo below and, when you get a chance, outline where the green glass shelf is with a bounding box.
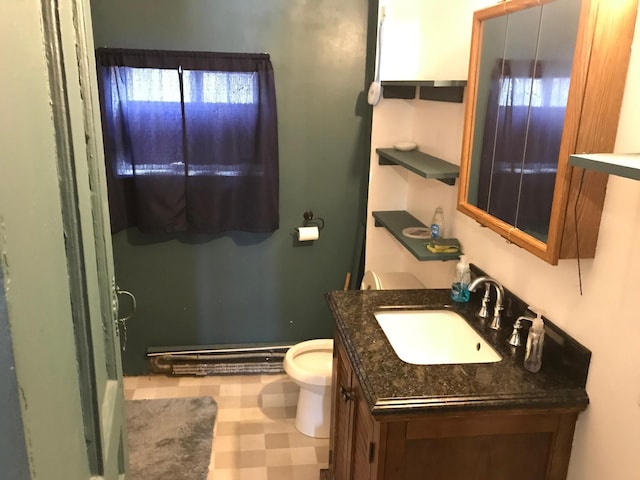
[569,153,640,180]
[377,148,459,185]
[372,210,461,262]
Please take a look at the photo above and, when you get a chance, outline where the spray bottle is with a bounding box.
[524,312,545,373]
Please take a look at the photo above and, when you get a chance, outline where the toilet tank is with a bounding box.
[361,271,424,290]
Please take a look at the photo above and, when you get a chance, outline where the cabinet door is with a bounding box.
[331,333,379,480]
[351,387,376,480]
[330,334,355,480]
[384,411,578,480]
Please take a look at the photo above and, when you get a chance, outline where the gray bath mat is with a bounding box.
[125,396,217,480]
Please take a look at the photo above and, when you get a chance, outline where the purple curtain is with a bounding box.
[477,58,567,240]
[96,48,279,234]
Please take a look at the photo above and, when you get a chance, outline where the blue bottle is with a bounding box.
[430,206,445,239]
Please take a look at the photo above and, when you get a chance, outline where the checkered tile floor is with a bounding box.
[124,373,329,480]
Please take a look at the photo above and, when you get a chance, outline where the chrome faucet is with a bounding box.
[468,276,505,330]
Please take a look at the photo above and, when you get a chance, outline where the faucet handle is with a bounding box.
[490,303,504,330]
[478,284,491,318]
[508,315,535,347]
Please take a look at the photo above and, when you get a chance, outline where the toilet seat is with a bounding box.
[284,339,333,387]
[283,338,334,438]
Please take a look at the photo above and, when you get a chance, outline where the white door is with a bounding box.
[0,1,127,478]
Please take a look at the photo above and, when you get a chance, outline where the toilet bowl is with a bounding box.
[283,338,333,438]
[361,270,425,290]
[283,271,421,438]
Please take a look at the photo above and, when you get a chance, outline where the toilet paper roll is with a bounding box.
[296,226,319,241]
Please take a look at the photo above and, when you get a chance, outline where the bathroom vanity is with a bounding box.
[325,289,590,480]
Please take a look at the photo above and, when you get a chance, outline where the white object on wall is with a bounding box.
[368,6,386,105]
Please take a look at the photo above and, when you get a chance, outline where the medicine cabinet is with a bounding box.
[457,0,638,265]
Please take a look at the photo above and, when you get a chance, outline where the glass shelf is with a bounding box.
[569,153,640,180]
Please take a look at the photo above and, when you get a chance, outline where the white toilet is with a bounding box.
[361,270,425,290]
[283,338,334,438]
[283,271,423,438]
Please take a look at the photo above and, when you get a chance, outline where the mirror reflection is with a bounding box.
[465,0,581,242]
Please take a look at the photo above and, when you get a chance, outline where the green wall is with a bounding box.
[90,0,375,374]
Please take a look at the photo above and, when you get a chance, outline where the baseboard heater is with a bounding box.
[147,343,292,376]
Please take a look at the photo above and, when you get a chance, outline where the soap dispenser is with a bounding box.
[524,312,545,373]
[450,255,470,302]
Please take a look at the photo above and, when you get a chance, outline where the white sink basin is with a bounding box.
[374,309,502,365]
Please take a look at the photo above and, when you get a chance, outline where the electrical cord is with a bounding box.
[574,168,586,296]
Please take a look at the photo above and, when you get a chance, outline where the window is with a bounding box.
[107,67,261,177]
[127,69,257,104]
[96,49,279,234]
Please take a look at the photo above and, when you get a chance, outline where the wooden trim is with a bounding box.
[373,422,387,480]
[546,413,579,480]
[330,332,355,480]
[371,403,585,424]
[457,7,484,211]
[382,422,407,479]
[406,412,560,439]
[457,202,550,258]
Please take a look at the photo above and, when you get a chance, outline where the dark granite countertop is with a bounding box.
[325,288,590,418]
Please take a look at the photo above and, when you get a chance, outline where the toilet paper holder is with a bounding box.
[291,211,325,242]
[302,210,325,230]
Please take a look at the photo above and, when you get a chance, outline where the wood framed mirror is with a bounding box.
[457,0,638,265]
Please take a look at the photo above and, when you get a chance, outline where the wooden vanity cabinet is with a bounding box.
[329,333,582,480]
[330,332,378,480]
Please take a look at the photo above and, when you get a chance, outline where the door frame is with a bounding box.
[0,0,126,478]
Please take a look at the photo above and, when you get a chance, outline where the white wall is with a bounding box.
[367,1,640,478]
[379,1,487,81]
[366,0,493,287]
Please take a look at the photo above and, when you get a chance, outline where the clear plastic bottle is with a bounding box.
[524,313,545,373]
[450,255,470,302]
[430,206,445,239]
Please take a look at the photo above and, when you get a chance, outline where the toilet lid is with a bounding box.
[361,270,424,290]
